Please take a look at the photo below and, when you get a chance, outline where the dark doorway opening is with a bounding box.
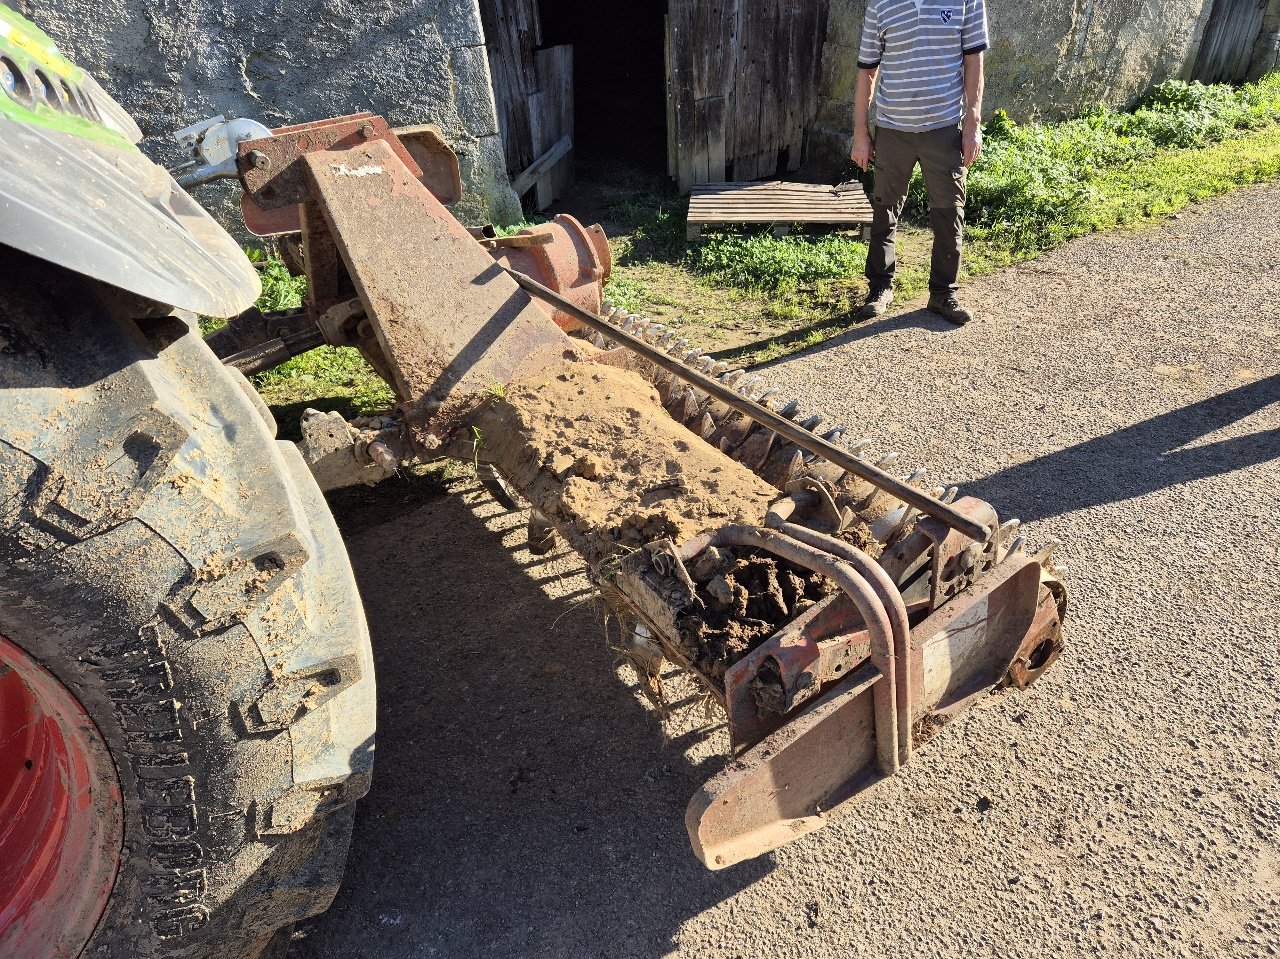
[538,0,669,171]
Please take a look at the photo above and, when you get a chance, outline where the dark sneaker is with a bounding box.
[858,284,894,320]
[927,292,973,325]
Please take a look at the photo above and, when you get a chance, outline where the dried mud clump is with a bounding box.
[465,361,780,568]
[676,545,837,683]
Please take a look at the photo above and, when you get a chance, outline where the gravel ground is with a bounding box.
[294,184,1278,959]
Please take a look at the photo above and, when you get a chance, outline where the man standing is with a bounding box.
[852,0,988,325]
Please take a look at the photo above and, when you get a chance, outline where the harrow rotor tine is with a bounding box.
[847,438,873,456]
[800,414,824,431]
[696,413,716,439]
[941,486,959,504]
[721,369,747,386]
[778,399,800,419]
[1031,539,1059,565]
[1006,534,1026,556]
[678,388,701,423]
[670,338,690,355]
[753,385,777,403]
[870,504,907,543]
[997,519,1023,561]
[710,362,731,377]
[904,468,927,485]
[601,300,614,313]
[683,349,705,366]
[752,445,803,481]
[658,332,676,348]
[874,451,900,469]
[882,502,922,546]
[821,428,845,445]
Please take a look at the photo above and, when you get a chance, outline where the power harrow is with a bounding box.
[183,111,1067,869]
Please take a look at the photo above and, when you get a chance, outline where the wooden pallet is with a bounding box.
[687,181,873,240]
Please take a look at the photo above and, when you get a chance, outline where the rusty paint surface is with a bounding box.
[0,634,122,958]
[238,113,425,236]
[300,140,576,447]
[490,215,612,331]
[687,660,884,870]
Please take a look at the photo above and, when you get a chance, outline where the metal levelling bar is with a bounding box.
[504,267,991,542]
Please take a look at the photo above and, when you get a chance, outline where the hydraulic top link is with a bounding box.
[504,267,992,543]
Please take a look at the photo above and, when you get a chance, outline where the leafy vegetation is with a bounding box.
[600,74,1280,362]
[201,253,394,436]
[210,76,1280,410]
[914,75,1280,254]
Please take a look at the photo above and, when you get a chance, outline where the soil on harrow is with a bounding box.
[467,359,779,568]
[680,547,835,683]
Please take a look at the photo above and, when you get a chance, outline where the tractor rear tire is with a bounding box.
[0,252,376,959]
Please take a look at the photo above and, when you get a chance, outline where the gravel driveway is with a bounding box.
[295,183,1279,959]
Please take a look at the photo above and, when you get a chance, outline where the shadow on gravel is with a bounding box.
[966,373,1280,523]
[293,475,767,958]
[714,307,956,366]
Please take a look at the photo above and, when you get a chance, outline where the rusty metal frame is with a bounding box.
[222,110,1067,872]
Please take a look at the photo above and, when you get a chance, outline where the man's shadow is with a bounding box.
[965,373,1279,524]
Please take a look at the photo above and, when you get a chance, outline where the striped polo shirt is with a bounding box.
[857,0,989,132]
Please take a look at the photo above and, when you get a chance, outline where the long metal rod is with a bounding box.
[505,267,990,542]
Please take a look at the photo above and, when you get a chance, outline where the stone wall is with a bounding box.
[17,0,521,232]
[806,0,1269,181]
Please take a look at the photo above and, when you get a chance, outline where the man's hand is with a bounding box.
[962,117,982,167]
[851,130,874,171]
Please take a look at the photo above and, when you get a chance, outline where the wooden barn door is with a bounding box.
[667,0,829,193]
[480,0,575,208]
[1192,0,1269,83]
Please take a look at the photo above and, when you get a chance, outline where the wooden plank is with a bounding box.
[526,90,551,209]
[690,211,872,219]
[480,0,544,177]
[665,13,677,178]
[670,1,698,193]
[690,199,872,210]
[512,132,572,198]
[689,212,871,221]
[692,97,712,186]
[689,208,873,218]
[707,96,727,183]
[690,210,870,219]
[689,214,871,223]
[535,44,574,204]
[722,0,742,164]
[692,187,837,195]
[732,1,766,180]
[690,192,872,203]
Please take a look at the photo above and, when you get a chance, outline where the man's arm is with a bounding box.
[962,51,984,166]
[852,66,877,171]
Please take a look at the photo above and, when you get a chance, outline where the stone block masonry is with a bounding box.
[803,0,1273,183]
[19,0,522,234]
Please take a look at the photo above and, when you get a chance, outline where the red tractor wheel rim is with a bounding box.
[0,633,122,958]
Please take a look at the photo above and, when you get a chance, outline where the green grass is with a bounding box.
[214,76,1280,409]
[602,74,1280,363]
[915,74,1280,255]
[203,252,395,437]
